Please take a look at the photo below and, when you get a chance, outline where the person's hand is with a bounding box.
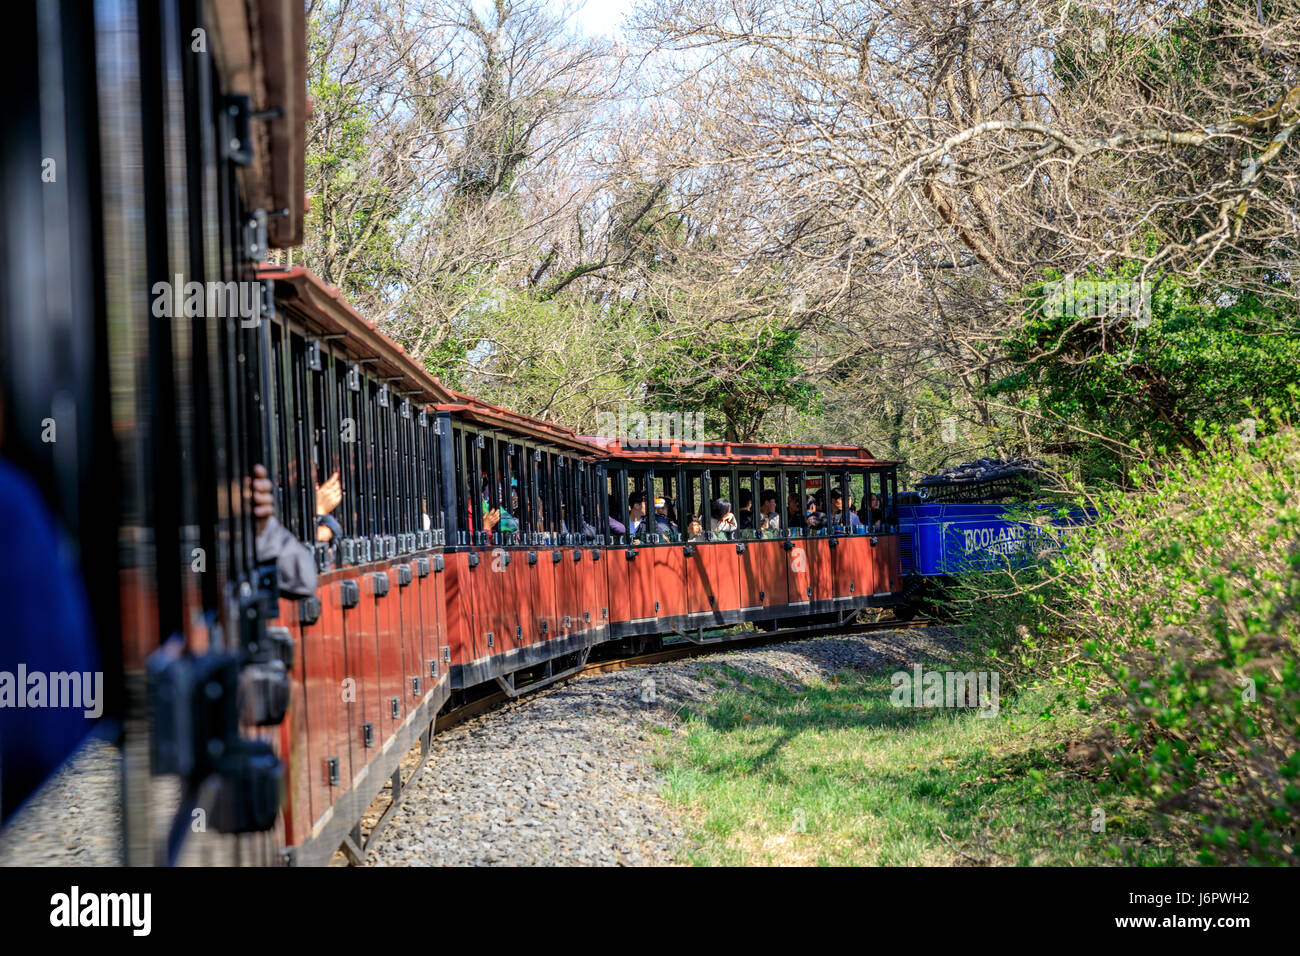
[249,463,275,536]
[316,471,342,515]
[484,507,500,531]
[316,522,334,543]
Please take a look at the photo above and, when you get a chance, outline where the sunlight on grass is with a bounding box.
[657,662,1194,866]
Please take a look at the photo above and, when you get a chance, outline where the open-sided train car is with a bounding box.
[256,265,460,866]
[435,395,611,696]
[592,438,907,643]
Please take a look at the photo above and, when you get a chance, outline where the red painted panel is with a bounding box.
[699,541,741,613]
[786,538,813,606]
[276,598,310,847]
[593,549,611,630]
[747,539,789,607]
[478,546,514,655]
[626,546,657,620]
[530,551,557,645]
[415,560,439,687]
[604,542,629,625]
[653,545,686,620]
[738,542,764,608]
[466,550,493,664]
[511,551,535,647]
[876,536,901,596]
[834,536,872,600]
[342,571,381,781]
[684,545,709,614]
[372,570,403,742]
[324,574,354,816]
[553,548,579,637]
[578,550,600,631]
[441,553,474,680]
[396,563,424,706]
[807,538,835,603]
[430,556,448,683]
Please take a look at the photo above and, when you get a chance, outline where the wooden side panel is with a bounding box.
[276,597,309,847]
[786,539,812,606]
[626,547,657,619]
[605,542,630,624]
[653,545,686,620]
[808,538,835,604]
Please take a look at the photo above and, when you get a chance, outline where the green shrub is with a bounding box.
[959,417,1300,863]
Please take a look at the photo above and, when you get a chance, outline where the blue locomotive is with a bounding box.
[893,460,1091,619]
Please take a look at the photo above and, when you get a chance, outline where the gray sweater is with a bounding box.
[255,516,319,599]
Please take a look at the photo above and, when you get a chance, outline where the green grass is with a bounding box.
[656,662,1196,866]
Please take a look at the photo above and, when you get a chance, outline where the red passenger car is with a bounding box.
[591,438,905,642]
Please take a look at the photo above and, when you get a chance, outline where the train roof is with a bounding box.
[260,266,896,467]
[258,265,596,455]
[582,437,899,468]
[211,1,306,249]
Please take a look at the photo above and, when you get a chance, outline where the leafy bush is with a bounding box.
[959,415,1300,863]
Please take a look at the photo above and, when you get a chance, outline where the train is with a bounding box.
[895,499,1092,619]
[0,0,1078,867]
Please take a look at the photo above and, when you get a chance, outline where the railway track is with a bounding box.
[341,617,935,864]
[435,616,934,733]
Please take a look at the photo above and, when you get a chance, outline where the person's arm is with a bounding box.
[251,464,319,599]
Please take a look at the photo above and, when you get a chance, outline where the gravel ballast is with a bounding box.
[361,627,957,866]
[0,627,956,867]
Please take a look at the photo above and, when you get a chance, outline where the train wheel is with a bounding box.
[892,602,919,622]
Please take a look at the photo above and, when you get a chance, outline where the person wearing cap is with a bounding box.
[653,495,678,535]
[830,487,863,532]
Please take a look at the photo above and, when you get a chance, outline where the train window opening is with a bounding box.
[288,331,316,546]
[785,471,806,536]
[849,471,866,533]
[864,470,883,531]
[735,471,757,537]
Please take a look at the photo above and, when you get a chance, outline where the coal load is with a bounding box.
[916,457,1045,503]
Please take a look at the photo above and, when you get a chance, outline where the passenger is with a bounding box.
[607,494,627,535]
[0,449,99,821]
[686,516,705,541]
[481,480,518,535]
[577,504,598,539]
[786,492,806,531]
[710,498,738,537]
[829,488,863,532]
[314,470,343,544]
[628,491,648,536]
[736,489,755,530]
[869,493,883,530]
[805,496,827,534]
[533,498,553,543]
[250,463,319,598]
[759,489,782,536]
[652,496,678,535]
